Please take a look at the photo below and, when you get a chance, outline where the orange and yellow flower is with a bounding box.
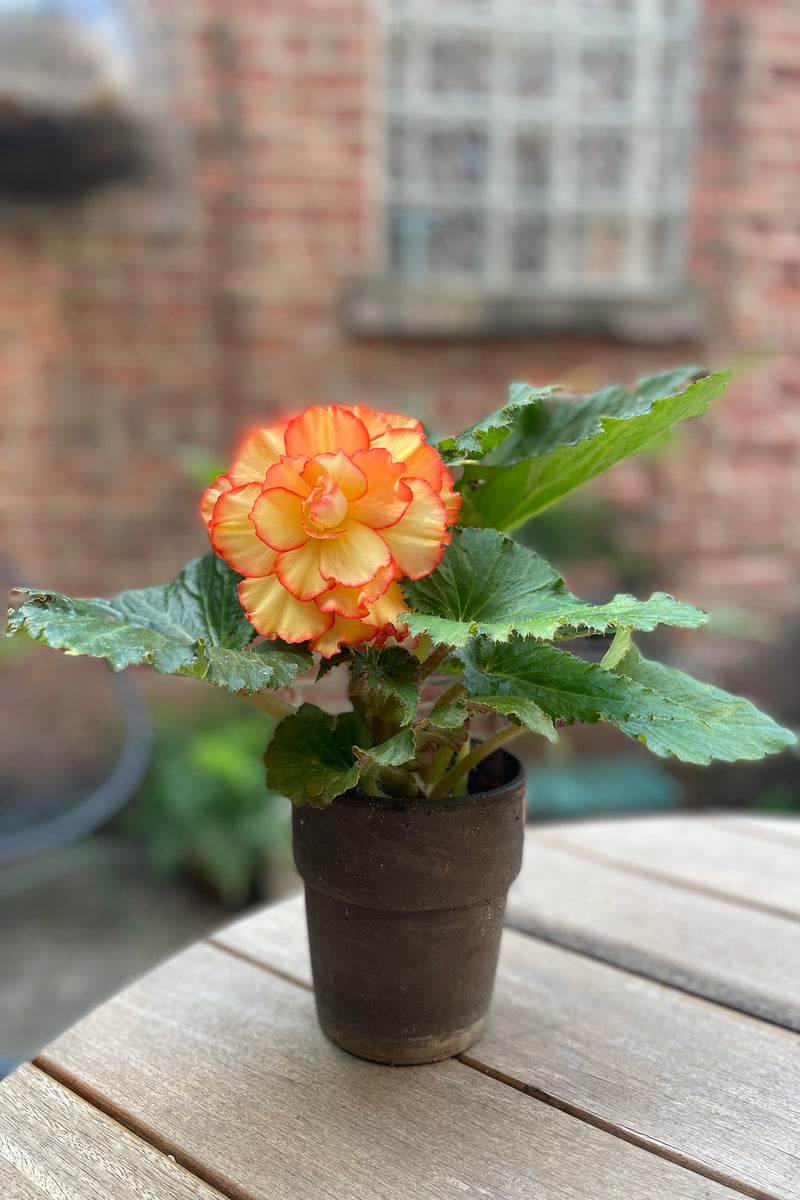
[202,404,460,656]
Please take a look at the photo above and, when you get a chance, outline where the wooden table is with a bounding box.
[2,815,799,1200]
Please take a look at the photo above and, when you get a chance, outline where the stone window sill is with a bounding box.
[341,278,707,344]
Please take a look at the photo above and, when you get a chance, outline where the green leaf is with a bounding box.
[7,553,310,694]
[413,690,470,755]
[315,649,353,681]
[264,704,368,807]
[485,367,704,466]
[426,697,469,728]
[456,371,730,530]
[458,636,660,727]
[459,635,797,764]
[606,643,797,764]
[348,647,421,726]
[401,528,706,647]
[355,727,416,770]
[438,385,557,465]
[201,642,309,694]
[467,695,557,740]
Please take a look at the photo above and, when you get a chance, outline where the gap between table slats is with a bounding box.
[530,817,800,922]
[507,838,800,1032]
[456,1056,784,1200]
[32,1057,254,1200]
[0,1063,229,1200]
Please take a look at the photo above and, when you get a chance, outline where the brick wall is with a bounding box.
[1,0,799,655]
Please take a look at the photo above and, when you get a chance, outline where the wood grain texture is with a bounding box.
[0,1064,225,1200]
[213,896,800,1200]
[507,838,800,1030]
[212,893,311,987]
[534,816,800,918]
[36,942,743,1200]
[482,929,800,1200]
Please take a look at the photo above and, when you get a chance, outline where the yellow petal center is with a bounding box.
[302,476,348,536]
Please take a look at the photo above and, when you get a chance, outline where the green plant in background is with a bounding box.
[115,706,290,906]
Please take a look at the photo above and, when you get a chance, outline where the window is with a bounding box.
[378,0,699,301]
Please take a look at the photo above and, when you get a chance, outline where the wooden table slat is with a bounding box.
[712,815,800,851]
[535,816,800,918]
[214,895,800,1200]
[4,814,799,1200]
[506,835,800,1030]
[33,942,748,1200]
[211,895,310,988]
[0,1064,225,1200]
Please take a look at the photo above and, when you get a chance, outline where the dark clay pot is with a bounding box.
[292,748,525,1066]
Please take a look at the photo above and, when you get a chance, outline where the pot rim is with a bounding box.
[336,746,525,811]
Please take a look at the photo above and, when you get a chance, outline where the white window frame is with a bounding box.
[373,0,701,302]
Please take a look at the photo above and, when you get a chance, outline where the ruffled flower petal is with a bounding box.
[380,477,449,580]
[315,561,395,619]
[440,481,462,525]
[310,613,377,657]
[373,427,446,492]
[238,575,333,643]
[358,561,397,604]
[210,483,278,577]
[304,451,367,502]
[348,406,424,439]
[229,424,289,486]
[363,581,410,632]
[314,583,367,619]
[318,522,392,588]
[262,455,313,498]
[273,542,330,601]
[284,406,370,458]
[348,448,412,529]
[250,487,308,551]
[201,473,234,531]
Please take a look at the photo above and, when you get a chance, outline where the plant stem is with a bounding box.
[428,725,525,800]
[430,680,465,713]
[238,691,297,721]
[450,737,472,798]
[421,741,458,790]
[418,642,455,680]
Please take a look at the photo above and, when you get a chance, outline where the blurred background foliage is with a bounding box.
[112,702,290,908]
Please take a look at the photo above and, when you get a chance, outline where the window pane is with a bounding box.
[388,209,487,277]
[572,216,625,278]
[426,127,488,191]
[576,132,629,198]
[514,44,554,100]
[429,211,486,273]
[648,216,682,278]
[428,37,491,95]
[515,131,550,196]
[579,43,635,107]
[512,218,550,275]
[388,208,430,278]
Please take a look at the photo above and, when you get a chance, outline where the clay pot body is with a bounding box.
[292,749,525,1065]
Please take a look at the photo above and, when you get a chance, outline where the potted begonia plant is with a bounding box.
[8,367,795,1065]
